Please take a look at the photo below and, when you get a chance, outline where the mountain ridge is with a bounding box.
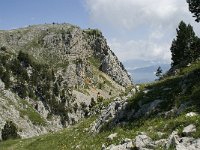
[0,23,132,140]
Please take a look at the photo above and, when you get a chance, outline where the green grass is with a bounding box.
[1,61,200,149]
[180,60,200,75]
[19,107,46,126]
[99,74,113,88]
[19,100,46,126]
[1,112,200,150]
[88,57,101,69]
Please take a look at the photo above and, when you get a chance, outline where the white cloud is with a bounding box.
[85,0,200,65]
[108,38,171,63]
[85,0,189,30]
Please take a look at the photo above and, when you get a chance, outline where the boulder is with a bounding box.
[105,140,133,150]
[165,131,200,150]
[165,131,179,149]
[135,134,154,149]
[182,124,196,136]
[175,137,200,150]
[185,112,198,117]
[107,133,118,141]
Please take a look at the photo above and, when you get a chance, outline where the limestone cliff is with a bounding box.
[0,23,132,139]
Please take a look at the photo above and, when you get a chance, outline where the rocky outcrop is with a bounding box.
[0,82,61,140]
[0,24,132,87]
[0,23,132,140]
[182,124,196,136]
[104,129,200,150]
[90,97,129,133]
[165,131,200,150]
[103,138,133,150]
[89,96,164,133]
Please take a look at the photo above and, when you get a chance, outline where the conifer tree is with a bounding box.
[187,0,200,22]
[170,21,197,67]
[156,66,162,78]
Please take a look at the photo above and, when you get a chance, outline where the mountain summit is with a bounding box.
[0,23,132,139]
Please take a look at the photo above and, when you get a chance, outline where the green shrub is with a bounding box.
[53,83,59,96]
[17,51,32,67]
[2,121,19,141]
[0,65,4,78]
[0,46,6,51]
[80,102,87,109]
[1,71,11,89]
[12,83,28,99]
[97,96,104,103]
[191,86,200,107]
[89,97,96,108]
[98,83,103,89]
[84,29,101,37]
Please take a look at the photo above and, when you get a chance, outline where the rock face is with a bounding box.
[0,81,61,140]
[0,24,132,87]
[0,23,132,140]
[89,97,163,133]
[90,97,129,133]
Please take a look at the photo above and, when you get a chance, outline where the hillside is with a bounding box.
[1,52,200,149]
[0,23,132,140]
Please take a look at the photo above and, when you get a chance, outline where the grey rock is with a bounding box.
[35,101,49,119]
[165,131,200,150]
[182,124,196,135]
[90,97,129,133]
[154,139,167,147]
[165,131,179,149]
[105,140,133,150]
[102,143,106,150]
[134,100,163,118]
[131,88,136,95]
[176,102,190,115]
[136,85,140,92]
[185,112,198,117]
[143,89,150,94]
[176,137,200,150]
[0,79,5,89]
[0,23,133,139]
[107,133,118,141]
[135,134,154,149]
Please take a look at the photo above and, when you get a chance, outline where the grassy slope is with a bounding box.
[1,61,200,149]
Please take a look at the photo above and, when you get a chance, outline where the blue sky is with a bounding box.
[0,0,199,69]
[0,0,89,29]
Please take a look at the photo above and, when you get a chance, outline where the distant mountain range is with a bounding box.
[128,64,170,84]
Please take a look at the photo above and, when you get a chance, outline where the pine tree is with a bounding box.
[156,66,162,78]
[191,37,200,60]
[187,0,200,22]
[170,21,197,67]
[184,24,196,63]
